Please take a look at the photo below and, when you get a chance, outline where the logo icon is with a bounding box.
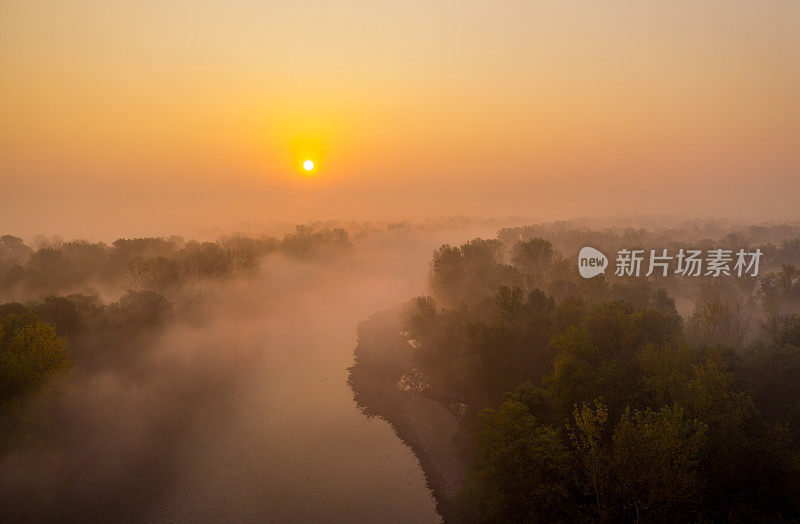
[578,246,608,278]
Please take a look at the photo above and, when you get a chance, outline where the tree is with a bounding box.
[760,265,800,316]
[468,291,554,403]
[0,311,71,406]
[760,265,800,343]
[675,358,754,514]
[129,255,184,291]
[611,406,706,520]
[689,279,754,348]
[511,238,553,291]
[547,301,682,418]
[429,239,517,306]
[570,400,609,518]
[463,399,571,523]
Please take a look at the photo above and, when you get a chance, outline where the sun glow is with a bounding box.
[303,159,314,172]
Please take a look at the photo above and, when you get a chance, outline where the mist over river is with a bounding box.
[1,227,501,522]
[140,257,439,522]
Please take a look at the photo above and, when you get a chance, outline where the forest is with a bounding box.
[351,221,800,522]
[1,227,352,407]
[0,225,358,520]
[4,219,800,521]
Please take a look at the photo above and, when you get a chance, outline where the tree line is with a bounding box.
[0,226,351,297]
[0,226,351,448]
[402,232,800,521]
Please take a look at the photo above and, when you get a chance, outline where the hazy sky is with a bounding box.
[2,1,799,239]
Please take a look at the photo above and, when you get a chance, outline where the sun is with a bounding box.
[302,159,314,172]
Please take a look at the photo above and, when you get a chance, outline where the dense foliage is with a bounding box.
[0,309,71,413]
[402,227,800,522]
[0,227,351,446]
[0,226,351,297]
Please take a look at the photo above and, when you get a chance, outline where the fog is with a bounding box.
[4,1,800,520]
[4,216,800,521]
[0,225,501,522]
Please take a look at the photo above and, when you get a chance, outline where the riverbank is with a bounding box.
[347,308,468,522]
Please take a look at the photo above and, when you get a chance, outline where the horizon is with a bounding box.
[3,3,800,519]
[2,1,799,237]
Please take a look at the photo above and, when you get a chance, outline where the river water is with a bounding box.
[138,243,445,522]
[2,230,495,522]
[142,262,440,522]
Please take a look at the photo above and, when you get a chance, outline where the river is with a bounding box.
[139,242,446,522]
[2,229,494,522]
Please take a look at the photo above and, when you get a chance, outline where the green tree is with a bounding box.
[0,311,71,407]
[570,400,609,518]
[463,399,571,523]
[547,301,682,418]
[611,406,707,520]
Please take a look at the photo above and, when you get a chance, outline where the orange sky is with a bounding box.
[1,1,799,239]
